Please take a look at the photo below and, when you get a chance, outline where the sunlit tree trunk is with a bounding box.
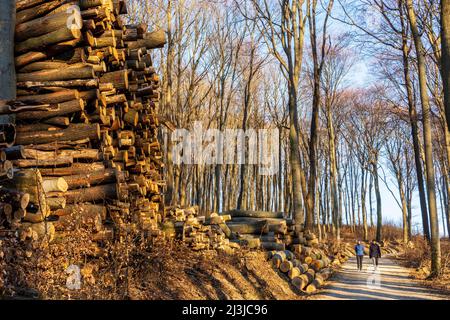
[406,0,441,276]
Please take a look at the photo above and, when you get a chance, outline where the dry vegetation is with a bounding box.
[398,239,450,293]
[0,229,302,300]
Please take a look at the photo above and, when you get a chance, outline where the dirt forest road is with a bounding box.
[310,256,447,300]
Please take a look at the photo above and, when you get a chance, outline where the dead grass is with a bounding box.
[0,230,302,300]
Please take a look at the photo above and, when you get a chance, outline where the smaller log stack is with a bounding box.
[222,210,295,251]
[162,206,238,252]
[0,0,167,244]
[268,248,333,293]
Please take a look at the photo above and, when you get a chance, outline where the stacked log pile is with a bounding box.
[266,231,362,294]
[222,210,296,251]
[268,247,333,294]
[162,206,238,252]
[0,0,167,244]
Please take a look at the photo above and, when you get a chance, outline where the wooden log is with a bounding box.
[21,222,55,242]
[42,177,68,193]
[100,70,128,90]
[261,242,285,251]
[16,0,69,24]
[10,169,50,217]
[292,275,309,290]
[226,221,266,234]
[13,156,73,168]
[39,162,105,176]
[17,66,95,82]
[288,267,301,280]
[46,197,66,210]
[53,183,118,203]
[15,123,100,145]
[0,189,30,210]
[15,99,84,121]
[15,27,82,54]
[222,209,284,219]
[126,29,166,49]
[17,79,98,88]
[44,117,70,127]
[15,10,81,42]
[62,168,117,189]
[271,251,286,268]
[280,260,294,273]
[17,89,80,104]
[16,0,48,11]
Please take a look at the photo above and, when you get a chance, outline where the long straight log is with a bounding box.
[222,210,285,219]
[15,10,81,42]
[15,123,100,145]
[16,0,70,24]
[39,162,105,176]
[63,168,117,189]
[16,0,47,11]
[17,89,80,104]
[50,183,118,203]
[15,27,81,54]
[17,79,98,88]
[227,221,267,234]
[13,156,73,168]
[17,66,95,82]
[16,99,84,120]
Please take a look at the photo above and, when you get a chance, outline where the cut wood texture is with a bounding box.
[0,0,167,245]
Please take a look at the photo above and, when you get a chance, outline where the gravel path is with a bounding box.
[310,256,447,300]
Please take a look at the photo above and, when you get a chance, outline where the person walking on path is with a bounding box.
[354,241,365,271]
[369,240,382,269]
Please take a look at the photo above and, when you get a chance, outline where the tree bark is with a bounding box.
[406,0,441,276]
[442,0,450,132]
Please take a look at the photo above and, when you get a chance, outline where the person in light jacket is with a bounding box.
[369,240,382,269]
[354,241,365,271]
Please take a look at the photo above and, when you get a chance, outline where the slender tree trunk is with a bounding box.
[288,86,305,236]
[326,96,340,240]
[399,3,430,240]
[369,172,374,227]
[372,155,382,242]
[361,167,368,241]
[441,0,450,132]
[406,0,441,276]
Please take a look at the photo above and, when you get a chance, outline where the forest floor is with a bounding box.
[309,255,448,300]
[125,248,303,300]
[1,238,303,300]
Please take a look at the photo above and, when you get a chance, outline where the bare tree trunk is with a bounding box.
[361,167,368,241]
[372,154,382,242]
[442,0,450,132]
[406,0,441,276]
[399,3,430,240]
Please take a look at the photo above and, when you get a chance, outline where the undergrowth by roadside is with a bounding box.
[0,228,301,300]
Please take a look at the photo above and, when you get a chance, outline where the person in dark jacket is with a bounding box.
[369,240,382,269]
[354,241,365,271]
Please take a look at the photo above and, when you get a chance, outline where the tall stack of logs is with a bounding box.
[0,0,167,243]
